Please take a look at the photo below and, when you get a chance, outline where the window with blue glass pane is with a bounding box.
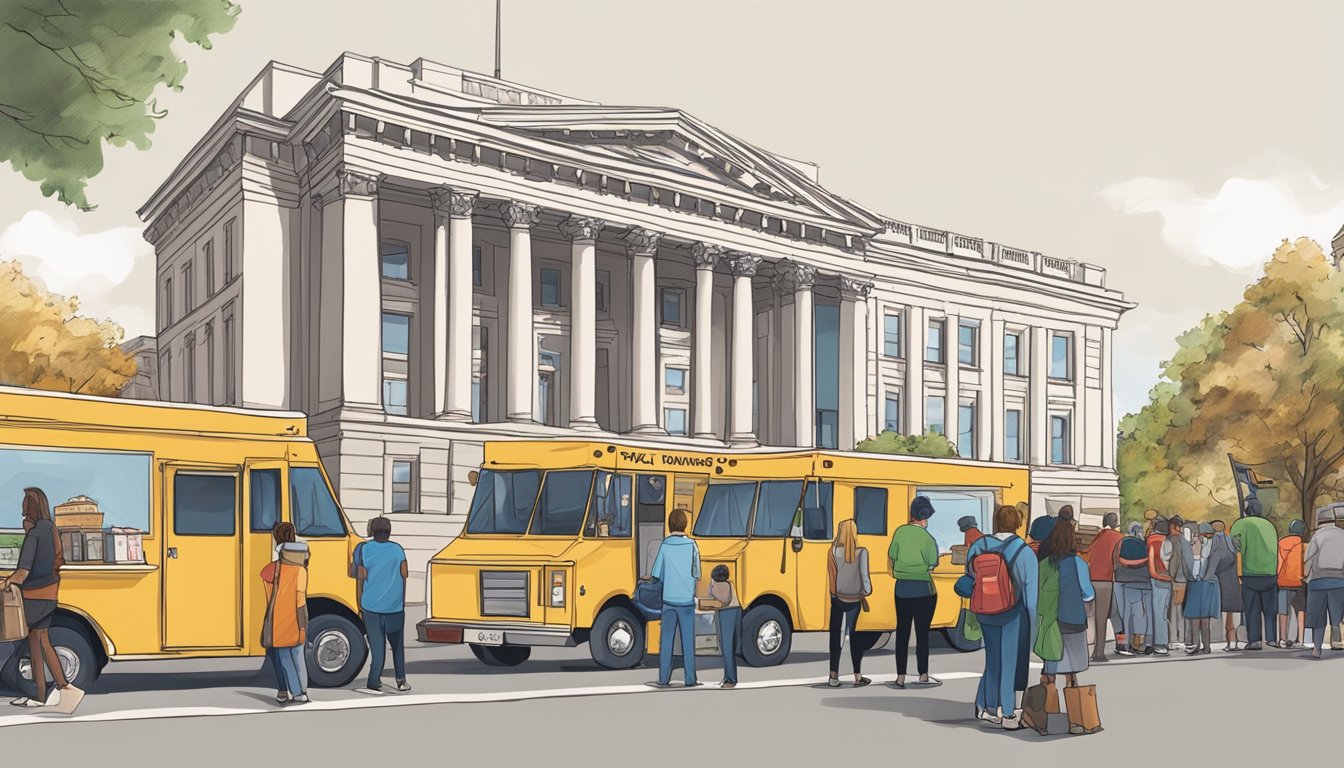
[1050,333,1072,380]
[958,402,976,457]
[665,367,686,395]
[1006,409,1023,462]
[383,379,408,415]
[540,268,561,307]
[753,480,805,537]
[693,482,756,537]
[884,395,901,433]
[380,242,410,280]
[661,288,684,327]
[853,486,887,536]
[926,395,945,436]
[664,408,687,436]
[926,319,944,363]
[802,480,834,540]
[884,313,901,357]
[1004,332,1021,376]
[1051,415,1070,463]
[382,313,409,355]
[472,245,482,287]
[958,322,978,366]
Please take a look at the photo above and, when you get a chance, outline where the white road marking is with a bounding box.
[0,669,1008,728]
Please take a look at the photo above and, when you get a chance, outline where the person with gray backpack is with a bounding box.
[827,519,874,687]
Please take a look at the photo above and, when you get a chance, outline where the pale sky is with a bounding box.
[1,0,1341,422]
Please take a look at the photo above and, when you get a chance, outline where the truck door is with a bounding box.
[162,464,243,650]
[792,478,835,631]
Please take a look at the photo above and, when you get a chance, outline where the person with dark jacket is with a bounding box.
[1204,520,1243,651]
[1163,515,1195,651]
[1230,498,1279,650]
[1114,531,1152,656]
[1305,504,1344,659]
[1035,509,1095,697]
[1146,515,1172,655]
[1084,513,1123,662]
[1183,523,1221,655]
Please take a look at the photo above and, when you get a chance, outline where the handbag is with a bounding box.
[1064,684,1103,735]
[0,584,27,642]
[1022,682,1069,735]
[260,564,280,648]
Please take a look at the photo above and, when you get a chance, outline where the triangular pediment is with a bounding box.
[477,107,884,234]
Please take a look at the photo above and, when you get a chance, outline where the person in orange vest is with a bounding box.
[1276,520,1307,649]
[261,523,310,705]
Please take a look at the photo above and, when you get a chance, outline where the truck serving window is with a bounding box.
[917,487,996,554]
[466,469,541,534]
[753,480,805,537]
[291,467,346,537]
[693,482,756,538]
[529,470,595,536]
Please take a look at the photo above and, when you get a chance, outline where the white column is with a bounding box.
[1030,325,1050,465]
[988,316,1006,461]
[728,253,762,447]
[779,260,817,447]
[839,277,873,449]
[239,197,292,409]
[561,216,606,430]
[503,201,541,423]
[945,311,961,453]
[691,243,722,439]
[1102,326,1115,469]
[906,306,925,435]
[625,228,664,434]
[316,170,383,410]
[430,187,477,421]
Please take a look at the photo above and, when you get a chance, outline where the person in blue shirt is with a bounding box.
[650,508,701,687]
[353,516,410,695]
[967,504,1039,730]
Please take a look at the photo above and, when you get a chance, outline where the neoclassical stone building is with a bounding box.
[140,54,1133,588]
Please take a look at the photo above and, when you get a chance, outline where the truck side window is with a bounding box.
[250,469,281,533]
[586,471,632,538]
[291,467,346,537]
[853,486,888,536]
[802,480,834,540]
[175,473,238,536]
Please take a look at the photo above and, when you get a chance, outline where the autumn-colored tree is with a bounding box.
[1167,238,1344,532]
[0,260,135,395]
[855,430,959,459]
[0,1,239,209]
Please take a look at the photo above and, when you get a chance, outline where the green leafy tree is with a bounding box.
[0,0,239,210]
[855,430,959,459]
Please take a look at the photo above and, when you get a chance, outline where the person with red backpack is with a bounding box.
[1146,516,1173,655]
[966,504,1038,730]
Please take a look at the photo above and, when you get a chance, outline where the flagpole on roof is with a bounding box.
[494,0,502,79]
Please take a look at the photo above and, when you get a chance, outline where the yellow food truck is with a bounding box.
[0,386,368,693]
[418,439,1029,669]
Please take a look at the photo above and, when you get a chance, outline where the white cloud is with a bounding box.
[0,211,155,339]
[1101,175,1344,271]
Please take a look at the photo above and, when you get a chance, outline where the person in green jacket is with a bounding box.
[888,495,940,689]
[1230,497,1279,650]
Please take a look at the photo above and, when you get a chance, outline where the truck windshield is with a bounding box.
[466,469,542,534]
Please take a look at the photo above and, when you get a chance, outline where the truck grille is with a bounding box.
[480,570,530,618]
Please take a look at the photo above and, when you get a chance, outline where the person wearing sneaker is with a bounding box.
[1231,498,1280,651]
[1114,531,1151,657]
[1205,521,1243,651]
[1305,504,1344,660]
[1146,516,1173,656]
[1276,520,1307,649]
[1182,523,1220,655]
[353,517,411,696]
[827,520,873,688]
[261,526,310,705]
[4,488,84,714]
[1083,513,1122,663]
[966,504,1038,730]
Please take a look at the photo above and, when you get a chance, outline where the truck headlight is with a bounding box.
[550,570,566,608]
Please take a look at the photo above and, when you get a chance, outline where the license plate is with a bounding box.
[469,629,504,646]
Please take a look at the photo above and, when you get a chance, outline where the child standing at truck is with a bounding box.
[701,565,741,689]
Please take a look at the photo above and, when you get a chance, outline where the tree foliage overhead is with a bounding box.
[855,430,960,459]
[0,259,135,395]
[0,0,240,210]
[1119,238,1344,532]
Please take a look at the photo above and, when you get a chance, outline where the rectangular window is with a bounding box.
[1004,332,1021,376]
[693,482,756,538]
[382,312,410,356]
[205,324,216,406]
[958,400,976,458]
[472,245,483,288]
[815,409,839,450]
[174,472,237,536]
[958,321,978,367]
[162,278,173,328]
[918,487,995,554]
[854,486,888,536]
[661,288,684,327]
[586,471,633,539]
[1006,409,1023,463]
[391,459,415,513]
[926,395,946,436]
[161,350,172,401]
[529,469,595,536]
[183,263,195,313]
[223,219,235,282]
[1051,415,1071,464]
[184,337,196,403]
[381,241,410,280]
[1050,332,1072,380]
[925,319,944,364]
[596,270,610,312]
[664,408,688,436]
[291,466,346,537]
[884,394,901,433]
[465,469,542,534]
[383,379,408,415]
[753,480,806,537]
[472,325,488,423]
[802,480,834,540]
[204,242,215,297]
[223,313,236,405]
[665,367,687,395]
[538,350,560,426]
[249,468,281,533]
[883,313,902,357]
[540,268,561,307]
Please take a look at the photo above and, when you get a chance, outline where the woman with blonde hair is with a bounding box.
[827,518,873,687]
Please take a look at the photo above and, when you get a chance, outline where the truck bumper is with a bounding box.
[416,620,576,648]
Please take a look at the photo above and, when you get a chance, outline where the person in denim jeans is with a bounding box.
[651,508,701,687]
[702,565,741,689]
[353,517,410,695]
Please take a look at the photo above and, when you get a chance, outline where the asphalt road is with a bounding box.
[1,617,1338,764]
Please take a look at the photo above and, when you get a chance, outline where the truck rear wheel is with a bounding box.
[740,605,791,667]
[589,606,645,669]
[470,643,532,667]
[305,613,368,688]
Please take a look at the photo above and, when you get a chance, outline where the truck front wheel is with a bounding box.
[589,606,645,669]
[740,605,792,667]
[305,613,369,688]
